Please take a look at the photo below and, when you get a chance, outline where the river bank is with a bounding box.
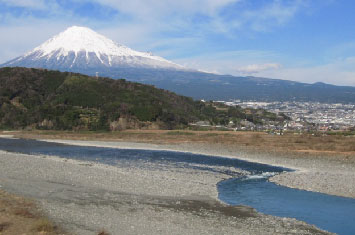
[0,146,330,234]
[35,138,355,199]
[8,130,355,198]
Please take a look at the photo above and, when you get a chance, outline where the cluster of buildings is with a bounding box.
[191,100,355,132]
[225,101,355,132]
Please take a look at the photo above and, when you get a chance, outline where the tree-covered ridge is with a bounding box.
[0,67,287,130]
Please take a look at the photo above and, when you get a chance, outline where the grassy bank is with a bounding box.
[0,189,65,235]
[7,129,355,156]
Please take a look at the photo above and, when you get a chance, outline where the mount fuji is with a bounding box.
[2,26,185,71]
[2,26,355,103]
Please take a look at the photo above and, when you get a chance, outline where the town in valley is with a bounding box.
[194,100,355,133]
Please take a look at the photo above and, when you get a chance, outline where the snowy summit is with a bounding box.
[2,26,184,70]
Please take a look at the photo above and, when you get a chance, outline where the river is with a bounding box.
[0,137,354,235]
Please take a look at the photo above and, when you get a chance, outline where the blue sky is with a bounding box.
[1,0,355,86]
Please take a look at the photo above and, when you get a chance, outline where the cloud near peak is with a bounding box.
[235,63,282,74]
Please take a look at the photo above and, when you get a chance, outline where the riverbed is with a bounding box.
[0,137,350,234]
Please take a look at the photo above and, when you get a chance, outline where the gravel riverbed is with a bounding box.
[0,144,331,235]
[41,139,355,198]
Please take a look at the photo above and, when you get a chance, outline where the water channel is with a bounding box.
[0,138,354,234]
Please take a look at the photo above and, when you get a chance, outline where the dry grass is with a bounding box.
[97,229,110,235]
[13,207,36,218]
[33,218,55,233]
[0,189,66,235]
[165,131,196,136]
[0,222,12,232]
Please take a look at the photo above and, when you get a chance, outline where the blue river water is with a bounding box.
[0,138,355,235]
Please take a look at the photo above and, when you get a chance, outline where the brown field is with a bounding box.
[8,129,355,156]
[0,189,66,235]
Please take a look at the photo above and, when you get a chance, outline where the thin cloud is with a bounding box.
[87,0,239,18]
[176,53,355,86]
[83,0,306,34]
[0,0,48,9]
[0,1,307,35]
[241,0,306,32]
[236,63,282,74]
[262,57,355,86]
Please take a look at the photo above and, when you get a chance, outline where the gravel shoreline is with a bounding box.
[0,141,331,234]
[40,138,355,198]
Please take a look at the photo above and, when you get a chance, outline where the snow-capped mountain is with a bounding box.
[2,26,185,71]
[2,26,355,103]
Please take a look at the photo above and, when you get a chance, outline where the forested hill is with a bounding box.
[0,67,286,130]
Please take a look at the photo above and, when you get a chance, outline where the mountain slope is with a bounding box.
[2,26,355,103]
[82,68,355,103]
[0,67,285,130]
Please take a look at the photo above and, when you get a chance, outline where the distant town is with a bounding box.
[193,100,355,133]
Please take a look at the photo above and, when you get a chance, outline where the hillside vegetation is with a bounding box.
[0,67,286,131]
